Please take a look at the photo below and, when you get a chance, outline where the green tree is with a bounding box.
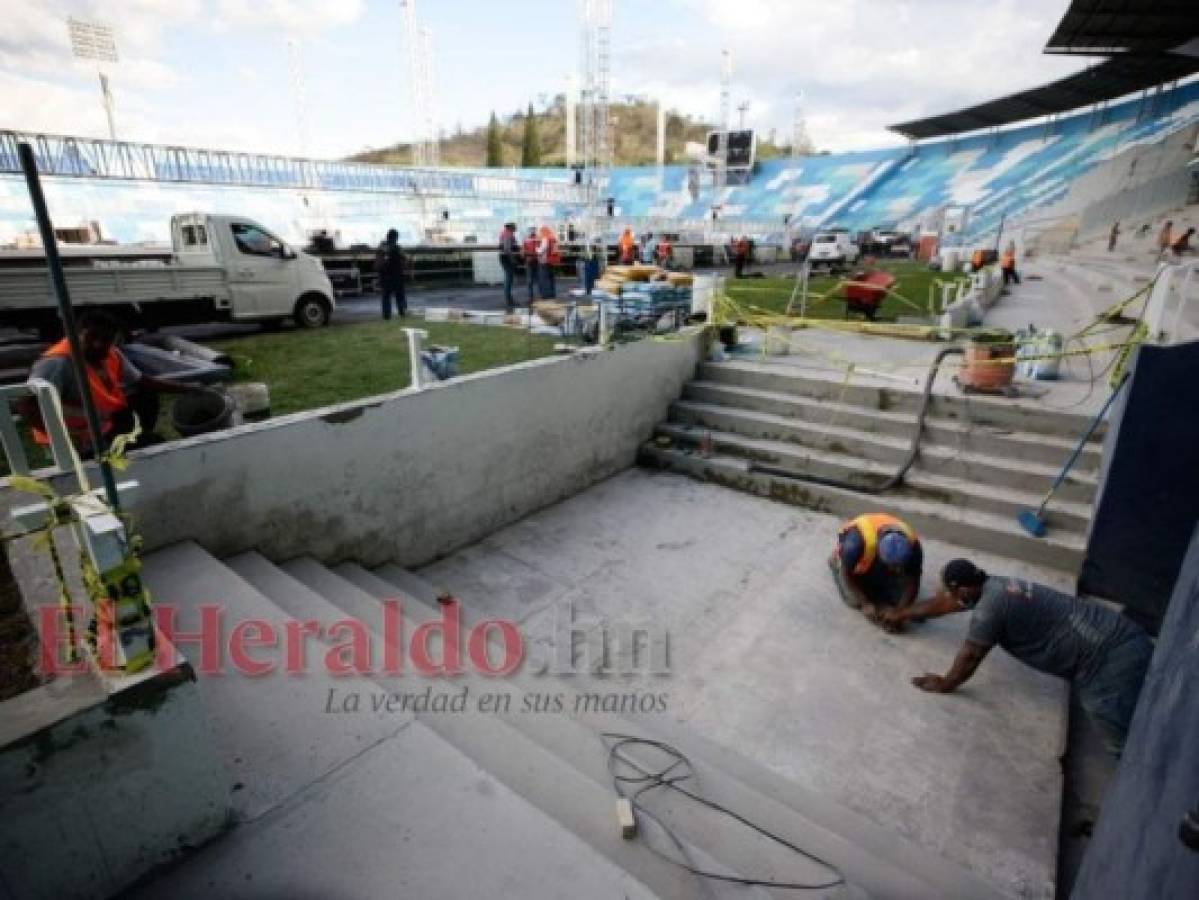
[520,103,541,168]
[485,112,503,167]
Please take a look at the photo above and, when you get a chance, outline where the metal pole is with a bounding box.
[98,73,117,141]
[17,142,121,512]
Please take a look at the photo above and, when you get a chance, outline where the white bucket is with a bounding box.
[939,248,960,272]
[765,325,791,355]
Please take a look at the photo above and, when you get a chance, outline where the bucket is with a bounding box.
[960,336,1015,391]
[171,388,236,437]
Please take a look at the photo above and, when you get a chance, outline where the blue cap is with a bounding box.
[878,532,913,568]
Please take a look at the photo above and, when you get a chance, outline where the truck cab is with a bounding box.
[808,229,860,272]
[171,214,334,327]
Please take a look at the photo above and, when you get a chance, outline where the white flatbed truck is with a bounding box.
[0,213,335,336]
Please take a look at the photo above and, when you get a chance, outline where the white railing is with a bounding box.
[0,378,84,483]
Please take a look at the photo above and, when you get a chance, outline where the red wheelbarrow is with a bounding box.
[842,269,896,320]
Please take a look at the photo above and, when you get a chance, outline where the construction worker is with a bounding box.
[1156,220,1174,260]
[618,228,636,265]
[655,234,673,268]
[498,222,518,312]
[888,559,1154,755]
[22,310,202,456]
[1000,240,1020,286]
[828,513,922,628]
[1171,227,1195,258]
[522,227,540,302]
[1108,220,1121,252]
[376,228,407,319]
[733,236,749,278]
[537,226,559,299]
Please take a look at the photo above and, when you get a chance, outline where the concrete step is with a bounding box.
[639,444,1086,574]
[655,422,1094,535]
[698,361,1108,440]
[368,562,1013,900]
[141,542,401,821]
[664,403,1098,504]
[294,562,774,899]
[682,380,1103,471]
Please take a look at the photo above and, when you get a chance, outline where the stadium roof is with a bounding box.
[890,55,1199,140]
[1045,0,1199,56]
[890,0,1199,140]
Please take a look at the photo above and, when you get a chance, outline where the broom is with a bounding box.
[1018,378,1126,538]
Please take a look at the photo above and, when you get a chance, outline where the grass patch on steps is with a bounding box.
[725,259,970,322]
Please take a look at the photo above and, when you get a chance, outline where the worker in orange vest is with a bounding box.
[522,227,540,302]
[537,226,560,299]
[1001,240,1020,286]
[655,235,673,268]
[828,513,923,628]
[618,228,636,265]
[22,310,201,456]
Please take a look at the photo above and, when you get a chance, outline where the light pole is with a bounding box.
[67,18,119,142]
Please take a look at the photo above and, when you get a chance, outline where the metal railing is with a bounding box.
[0,129,585,206]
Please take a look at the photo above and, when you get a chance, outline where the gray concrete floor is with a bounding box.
[419,468,1073,898]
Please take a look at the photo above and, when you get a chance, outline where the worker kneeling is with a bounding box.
[888,559,1154,755]
[828,513,922,628]
[24,311,200,457]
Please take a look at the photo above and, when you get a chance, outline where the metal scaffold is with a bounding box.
[579,0,613,247]
[400,0,439,168]
[0,129,582,205]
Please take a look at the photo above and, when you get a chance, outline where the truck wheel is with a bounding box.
[294,294,331,328]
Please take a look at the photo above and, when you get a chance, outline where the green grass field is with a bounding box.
[208,320,559,415]
[725,260,968,321]
[4,322,559,474]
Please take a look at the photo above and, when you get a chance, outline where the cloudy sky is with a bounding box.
[1,0,1091,160]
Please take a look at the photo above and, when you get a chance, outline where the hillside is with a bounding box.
[349,97,791,168]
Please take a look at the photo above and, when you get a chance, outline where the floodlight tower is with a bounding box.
[715,48,732,195]
[792,90,811,158]
[67,17,119,141]
[420,25,440,167]
[399,0,437,167]
[579,0,612,241]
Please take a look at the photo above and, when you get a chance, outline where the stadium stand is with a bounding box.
[1,80,1196,249]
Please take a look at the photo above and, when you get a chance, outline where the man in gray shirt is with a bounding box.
[884,558,1154,754]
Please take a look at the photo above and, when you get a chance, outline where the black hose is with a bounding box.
[748,346,964,494]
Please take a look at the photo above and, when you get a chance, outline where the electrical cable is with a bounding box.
[602,732,846,891]
[746,345,964,493]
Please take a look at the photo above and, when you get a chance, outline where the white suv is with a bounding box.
[807,230,860,272]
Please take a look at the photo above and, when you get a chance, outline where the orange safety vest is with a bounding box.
[838,513,918,575]
[1001,252,1014,269]
[31,340,128,448]
[521,236,538,260]
[657,240,672,259]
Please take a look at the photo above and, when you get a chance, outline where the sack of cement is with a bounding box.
[226,382,271,422]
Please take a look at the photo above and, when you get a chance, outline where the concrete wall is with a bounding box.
[1080,342,1199,630]
[1071,524,1199,899]
[0,666,231,900]
[15,334,701,569]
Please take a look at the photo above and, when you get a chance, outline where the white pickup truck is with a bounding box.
[0,213,335,336]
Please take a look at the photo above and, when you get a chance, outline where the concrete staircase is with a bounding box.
[640,360,1106,574]
[132,541,1014,899]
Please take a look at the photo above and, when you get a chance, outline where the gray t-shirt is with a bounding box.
[966,577,1144,685]
[30,351,141,407]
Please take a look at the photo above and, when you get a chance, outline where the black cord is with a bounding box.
[747,345,964,494]
[602,732,846,891]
